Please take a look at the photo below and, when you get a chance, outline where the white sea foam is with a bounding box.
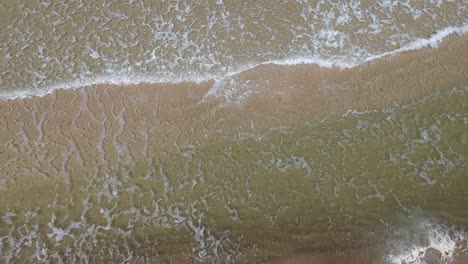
[205,24,468,102]
[387,218,467,264]
[363,24,468,64]
[271,24,468,68]
[1,24,467,100]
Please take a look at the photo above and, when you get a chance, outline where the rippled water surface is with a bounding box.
[1,0,468,97]
[1,1,468,263]
[1,87,467,263]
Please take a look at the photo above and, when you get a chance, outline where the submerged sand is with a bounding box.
[0,35,467,263]
[1,34,467,187]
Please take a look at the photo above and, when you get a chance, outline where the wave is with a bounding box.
[386,218,467,264]
[1,24,467,100]
[271,24,468,67]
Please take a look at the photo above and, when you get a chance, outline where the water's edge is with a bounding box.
[1,24,467,100]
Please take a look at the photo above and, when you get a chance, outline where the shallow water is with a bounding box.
[1,1,468,263]
[1,87,467,263]
[1,0,468,98]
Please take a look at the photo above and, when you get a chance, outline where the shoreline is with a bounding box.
[2,2,468,262]
[0,26,467,264]
[0,24,467,101]
[1,34,467,186]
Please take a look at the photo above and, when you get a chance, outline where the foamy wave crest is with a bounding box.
[205,24,468,102]
[2,24,467,100]
[363,24,468,64]
[387,219,467,264]
[0,72,212,100]
[270,24,468,68]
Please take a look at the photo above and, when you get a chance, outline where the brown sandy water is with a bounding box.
[1,1,468,263]
[0,34,467,263]
[1,0,468,97]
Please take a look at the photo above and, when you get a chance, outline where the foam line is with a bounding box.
[1,24,467,100]
[270,24,468,67]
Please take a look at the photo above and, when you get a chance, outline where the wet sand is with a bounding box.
[1,34,467,188]
[0,34,467,263]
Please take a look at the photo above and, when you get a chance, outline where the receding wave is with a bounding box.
[1,1,468,263]
[1,24,468,100]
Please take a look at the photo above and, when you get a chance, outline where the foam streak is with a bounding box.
[1,24,467,100]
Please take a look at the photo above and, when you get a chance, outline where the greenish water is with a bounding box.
[1,87,467,263]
